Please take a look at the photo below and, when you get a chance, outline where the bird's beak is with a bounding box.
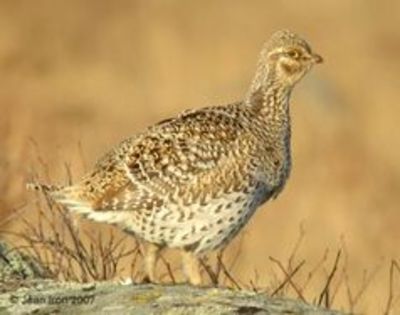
[311,53,323,64]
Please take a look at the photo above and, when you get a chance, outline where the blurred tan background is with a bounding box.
[1,0,399,313]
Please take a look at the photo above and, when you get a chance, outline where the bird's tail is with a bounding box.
[26,181,93,215]
[26,182,62,194]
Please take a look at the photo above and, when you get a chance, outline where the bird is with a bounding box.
[28,30,323,286]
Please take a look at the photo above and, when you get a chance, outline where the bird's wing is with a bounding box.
[92,104,252,212]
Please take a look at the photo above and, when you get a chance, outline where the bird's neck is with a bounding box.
[245,65,292,134]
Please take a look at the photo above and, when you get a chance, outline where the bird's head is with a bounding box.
[258,30,323,87]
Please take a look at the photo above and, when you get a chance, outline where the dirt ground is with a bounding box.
[1,1,399,314]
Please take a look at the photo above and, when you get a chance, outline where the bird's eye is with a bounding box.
[287,50,300,59]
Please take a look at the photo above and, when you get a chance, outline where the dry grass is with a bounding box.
[3,204,399,313]
[1,1,400,314]
[2,206,138,282]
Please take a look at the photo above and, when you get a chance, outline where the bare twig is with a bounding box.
[159,255,176,284]
[350,262,381,310]
[318,250,341,308]
[200,256,219,286]
[302,248,329,292]
[2,199,141,283]
[217,254,241,290]
[269,256,306,301]
[384,260,400,315]
[287,223,305,272]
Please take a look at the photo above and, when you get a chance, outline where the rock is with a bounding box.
[0,280,346,315]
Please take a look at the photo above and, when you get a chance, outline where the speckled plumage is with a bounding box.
[29,30,322,285]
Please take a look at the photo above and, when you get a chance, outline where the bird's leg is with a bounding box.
[142,242,163,283]
[181,250,202,286]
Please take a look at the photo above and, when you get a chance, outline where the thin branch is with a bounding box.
[269,256,306,301]
[159,255,176,284]
[318,250,341,308]
[217,254,241,290]
[200,257,219,286]
[287,223,305,272]
[384,260,400,315]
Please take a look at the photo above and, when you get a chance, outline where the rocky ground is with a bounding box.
[0,242,346,314]
[0,280,346,315]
